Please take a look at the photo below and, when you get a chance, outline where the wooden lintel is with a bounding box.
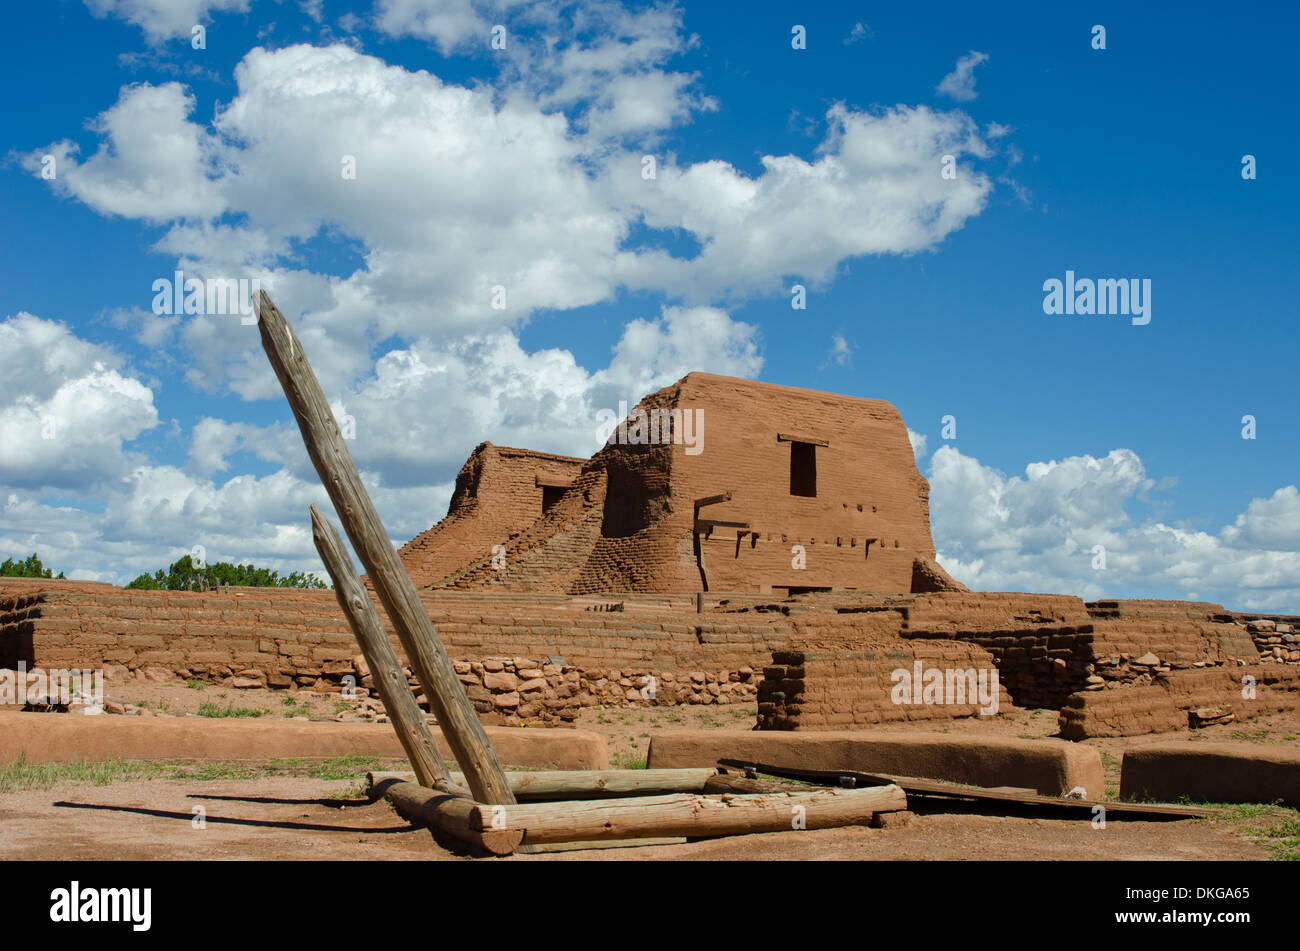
[536,472,574,489]
[777,433,829,447]
[696,519,750,533]
[490,785,906,844]
[694,492,732,509]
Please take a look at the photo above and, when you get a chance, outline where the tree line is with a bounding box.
[1,552,326,590]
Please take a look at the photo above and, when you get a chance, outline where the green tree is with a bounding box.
[0,553,65,579]
[125,555,327,591]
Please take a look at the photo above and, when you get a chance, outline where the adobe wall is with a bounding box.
[1058,665,1300,739]
[670,373,934,594]
[8,581,1294,735]
[1,582,790,714]
[412,373,937,595]
[756,641,1011,730]
[397,443,585,588]
[898,592,1097,709]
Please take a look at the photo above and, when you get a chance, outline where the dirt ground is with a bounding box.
[0,774,1277,861]
[5,681,1298,860]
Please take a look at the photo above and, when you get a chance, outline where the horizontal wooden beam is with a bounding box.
[370,768,718,801]
[777,433,829,447]
[695,518,750,533]
[535,473,574,488]
[717,760,1218,820]
[499,785,906,844]
[373,774,906,851]
[693,492,732,509]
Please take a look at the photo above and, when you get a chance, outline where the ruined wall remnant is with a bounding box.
[397,443,586,589]
[403,373,939,596]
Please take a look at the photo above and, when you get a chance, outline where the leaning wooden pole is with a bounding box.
[311,505,455,792]
[255,290,515,805]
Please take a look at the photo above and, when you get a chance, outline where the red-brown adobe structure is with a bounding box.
[398,373,967,596]
[7,373,1297,743]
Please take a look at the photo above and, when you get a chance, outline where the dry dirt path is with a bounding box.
[0,775,1273,861]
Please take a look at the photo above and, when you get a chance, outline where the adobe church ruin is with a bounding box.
[3,373,1297,739]
[399,373,966,597]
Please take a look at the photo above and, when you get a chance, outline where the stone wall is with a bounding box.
[447,655,759,725]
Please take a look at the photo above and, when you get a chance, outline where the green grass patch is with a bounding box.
[308,754,381,780]
[0,752,405,792]
[279,697,314,718]
[1260,812,1300,861]
[1228,729,1269,742]
[328,782,369,800]
[1185,799,1300,861]
[197,701,269,718]
[611,751,647,770]
[0,754,173,793]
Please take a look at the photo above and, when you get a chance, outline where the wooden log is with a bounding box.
[702,773,794,795]
[376,778,521,856]
[488,785,907,844]
[525,838,688,853]
[717,760,1218,820]
[311,506,452,791]
[254,291,515,806]
[489,768,718,800]
[369,768,718,800]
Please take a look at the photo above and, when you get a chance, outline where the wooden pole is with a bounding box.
[493,785,906,843]
[375,781,906,845]
[369,768,717,800]
[375,777,522,856]
[311,505,455,792]
[255,290,515,805]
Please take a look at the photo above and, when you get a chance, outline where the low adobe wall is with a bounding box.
[647,730,1104,798]
[8,581,1294,735]
[1120,742,1300,808]
[1,581,789,685]
[1,581,779,724]
[1058,665,1300,739]
[756,642,1011,730]
[0,711,608,769]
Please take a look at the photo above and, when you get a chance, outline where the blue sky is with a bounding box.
[1,0,1297,609]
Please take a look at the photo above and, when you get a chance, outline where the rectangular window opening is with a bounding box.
[789,441,818,497]
[541,485,565,514]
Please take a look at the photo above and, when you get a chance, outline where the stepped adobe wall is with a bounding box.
[401,373,952,596]
[396,443,585,589]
